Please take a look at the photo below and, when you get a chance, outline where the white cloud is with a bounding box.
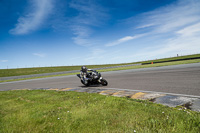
[105,34,145,47]
[140,0,200,57]
[69,0,108,26]
[71,25,93,47]
[33,53,46,58]
[0,60,8,63]
[176,22,200,37]
[119,36,136,42]
[119,0,200,59]
[69,0,108,46]
[105,1,200,48]
[104,0,200,63]
[136,0,200,34]
[121,25,200,61]
[91,48,105,56]
[135,35,200,60]
[10,0,54,35]
[136,24,155,29]
[83,48,106,64]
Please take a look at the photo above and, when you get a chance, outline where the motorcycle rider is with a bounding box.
[80,66,93,84]
[78,66,108,86]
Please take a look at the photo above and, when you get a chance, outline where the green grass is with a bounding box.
[0,90,199,132]
[1,54,199,77]
[0,63,136,77]
[142,53,200,64]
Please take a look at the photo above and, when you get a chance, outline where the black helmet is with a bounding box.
[81,66,87,72]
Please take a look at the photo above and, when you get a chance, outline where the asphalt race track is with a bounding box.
[0,63,200,96]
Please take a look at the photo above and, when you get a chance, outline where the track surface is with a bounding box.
[0,63,200,96]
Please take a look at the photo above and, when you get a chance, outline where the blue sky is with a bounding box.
[1,0,200,69]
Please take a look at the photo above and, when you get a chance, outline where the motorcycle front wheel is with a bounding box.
[81,80,90,86]
[101,78,108,86]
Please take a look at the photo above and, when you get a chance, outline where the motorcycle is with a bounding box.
[77,70,108,86]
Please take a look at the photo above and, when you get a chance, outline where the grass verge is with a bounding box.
[1,59,200,83]
[0,90,200,132]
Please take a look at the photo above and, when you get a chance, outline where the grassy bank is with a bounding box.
[142,54,200,64]
[1,54,199,77]
[0,63,136,77]
[0,90,199,132]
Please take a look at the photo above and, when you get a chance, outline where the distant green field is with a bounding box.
[0,63,136,77]
[0,54,199,77]
[0,90,200,132]
[142,54,200,64]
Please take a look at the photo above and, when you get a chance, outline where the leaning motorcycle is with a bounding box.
[77,70,108,86]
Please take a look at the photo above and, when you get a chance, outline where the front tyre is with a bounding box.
[101,79,108,86]
[81,80,90,86]
[81,80,85,85]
